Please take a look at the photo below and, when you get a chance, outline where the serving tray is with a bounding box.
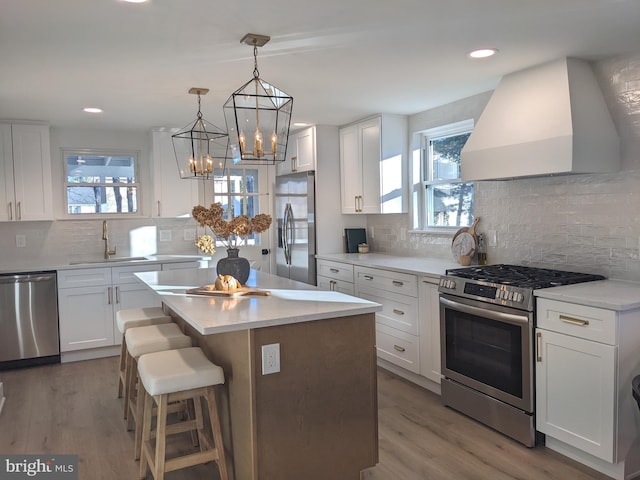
[186,285,271,297]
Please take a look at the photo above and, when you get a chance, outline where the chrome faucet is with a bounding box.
[102,220,117,259]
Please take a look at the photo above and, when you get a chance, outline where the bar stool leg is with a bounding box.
[117,338,127,398]
[154,394,168,480]
[206,386,229,480]
[139,390,153,480]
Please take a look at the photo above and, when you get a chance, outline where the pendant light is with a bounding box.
[223,33,293,165]
[172,88,229,179]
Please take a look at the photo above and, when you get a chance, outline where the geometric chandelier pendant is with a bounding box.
[223,33,293,165]
[172,87,229,179]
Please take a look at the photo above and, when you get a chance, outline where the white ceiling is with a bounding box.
[2,0,640,132]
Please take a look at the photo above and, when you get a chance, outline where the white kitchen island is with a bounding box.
[135,268,382,480]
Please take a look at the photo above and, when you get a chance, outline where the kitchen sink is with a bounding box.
[69,256,149,265]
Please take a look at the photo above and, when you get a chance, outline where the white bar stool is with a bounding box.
[137,347,229,480]
[124,322,192,457]
[116,307,172,401]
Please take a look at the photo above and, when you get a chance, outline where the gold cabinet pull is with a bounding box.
[392,280,404,287]
[8,202,12,221]
[329,268,339,273]
[536,331,542,362]
[393,344,406,353]
[354,196,358,212]
[560,315,589,326]
[17,201,21,220]
[392,309,405,316]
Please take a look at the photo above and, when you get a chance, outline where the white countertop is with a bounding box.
[535,279,640,311]
[135,268,382,335]
[316,253,460,278]
[0,254,209,275]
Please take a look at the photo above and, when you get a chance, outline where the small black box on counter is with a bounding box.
[344,228,367,253]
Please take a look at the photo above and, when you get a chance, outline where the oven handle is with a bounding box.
[440,296,531,326]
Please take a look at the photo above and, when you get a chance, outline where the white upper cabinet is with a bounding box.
[339,114,407,214]
[277,126,316,176]
[150,129,200,218]
[0,123,53,222]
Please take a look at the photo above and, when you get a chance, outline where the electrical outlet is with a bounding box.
[261,343,280,375]
[16,234,26,248]
[159,230,172,242]
[184,228,196,241]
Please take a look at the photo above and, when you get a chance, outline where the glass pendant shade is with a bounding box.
[223,35,293,165]
[172,88,229,179]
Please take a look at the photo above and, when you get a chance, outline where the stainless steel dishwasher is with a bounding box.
[0,271,60,369]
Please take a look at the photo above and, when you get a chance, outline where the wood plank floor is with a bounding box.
[0,357,611,480]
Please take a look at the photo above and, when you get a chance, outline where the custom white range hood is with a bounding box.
[461,57,619,181]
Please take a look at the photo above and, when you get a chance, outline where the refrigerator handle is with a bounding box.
[285,203,294,265]
[283,203,290,265]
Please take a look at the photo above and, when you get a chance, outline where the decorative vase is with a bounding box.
[216,248,250,285]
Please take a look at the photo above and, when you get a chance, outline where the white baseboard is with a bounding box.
[377,358,442,396]
[61,345,119,363]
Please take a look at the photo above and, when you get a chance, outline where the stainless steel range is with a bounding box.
[438,264,604,447]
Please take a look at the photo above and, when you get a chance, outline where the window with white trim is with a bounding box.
[413,120,475,229]
[211,166,266,246]
[64,149,140,215]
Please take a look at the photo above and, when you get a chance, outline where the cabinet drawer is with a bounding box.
[357,286,418,335]
[537,298,617,345]
[317,260,354,283]
[376,323,419,374]
[317,275,355,295]
[58,267,111,288]
[355,266,417,296]
[112,264,161,284]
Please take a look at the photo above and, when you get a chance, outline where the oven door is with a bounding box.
[440,293,534,413]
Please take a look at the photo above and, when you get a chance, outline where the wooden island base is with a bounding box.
[169,310,379,480]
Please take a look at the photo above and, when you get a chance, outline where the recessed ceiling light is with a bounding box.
[83,107,103,113]
[469,48,498,59]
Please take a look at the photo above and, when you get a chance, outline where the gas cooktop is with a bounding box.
[445,264,605,289]
[439,264,606,311]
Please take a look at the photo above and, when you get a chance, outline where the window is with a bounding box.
[414,120,474,229]
[211,166,265,246]
[64,150,140,215]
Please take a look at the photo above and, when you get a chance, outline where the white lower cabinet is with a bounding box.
[317,259,443,384]
[316,259,354,295]
[355,266,420,374]
[418,277,441,384]
[58,264,162,353]
[536,297,640,478]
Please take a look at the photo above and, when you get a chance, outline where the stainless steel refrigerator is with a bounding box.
[275,171,316,285]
